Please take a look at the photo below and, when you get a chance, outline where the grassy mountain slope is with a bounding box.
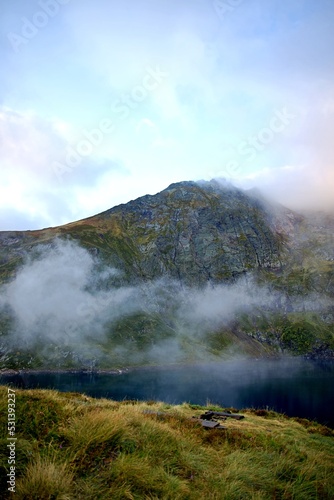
[1,386,333,499]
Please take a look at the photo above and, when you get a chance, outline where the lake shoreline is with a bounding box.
[1,358,333,427]
[1,350,333,377]
[0,355,301,376]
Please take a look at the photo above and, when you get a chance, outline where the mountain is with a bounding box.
[0,180,296,283]
[0,180,333,369]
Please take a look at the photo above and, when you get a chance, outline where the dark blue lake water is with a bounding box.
[1,358,334,427]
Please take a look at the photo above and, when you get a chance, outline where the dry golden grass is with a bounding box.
[1,386,333,499]
[15,457,73,499]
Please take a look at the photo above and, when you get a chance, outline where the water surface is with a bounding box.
[1,358,333,426]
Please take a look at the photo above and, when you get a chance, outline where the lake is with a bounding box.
[1,358,334,427]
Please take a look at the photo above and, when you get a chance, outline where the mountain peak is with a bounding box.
[0,178,288,285]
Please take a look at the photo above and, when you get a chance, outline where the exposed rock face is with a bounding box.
[0,180,302,285]
[98,180,292,284]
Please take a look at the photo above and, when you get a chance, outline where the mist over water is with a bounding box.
[1,240,333,426]
[2,358,334,427]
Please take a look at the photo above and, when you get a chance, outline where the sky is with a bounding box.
[0,0,334,230]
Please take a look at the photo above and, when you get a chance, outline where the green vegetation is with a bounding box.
[0,182,333,369]
[1,305,333,370]
[1,386,333,499]
[237,309,334,356]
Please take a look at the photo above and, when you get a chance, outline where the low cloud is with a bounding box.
[0,239,331,368]
[0,240,139,346]
[236,164,334,212]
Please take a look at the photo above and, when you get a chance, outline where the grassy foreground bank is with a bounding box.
[1,386,334,499]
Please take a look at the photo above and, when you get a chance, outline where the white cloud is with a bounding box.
[1,1,334,229]
[0,107,131,229]
[237,164,334,211]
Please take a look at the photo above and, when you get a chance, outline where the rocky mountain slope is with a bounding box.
[0,180,333,369]
[0,180,298,283]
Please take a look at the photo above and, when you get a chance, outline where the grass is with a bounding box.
[1,386,334,499]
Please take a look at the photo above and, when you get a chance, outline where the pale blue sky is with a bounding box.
[1,0,334,229]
